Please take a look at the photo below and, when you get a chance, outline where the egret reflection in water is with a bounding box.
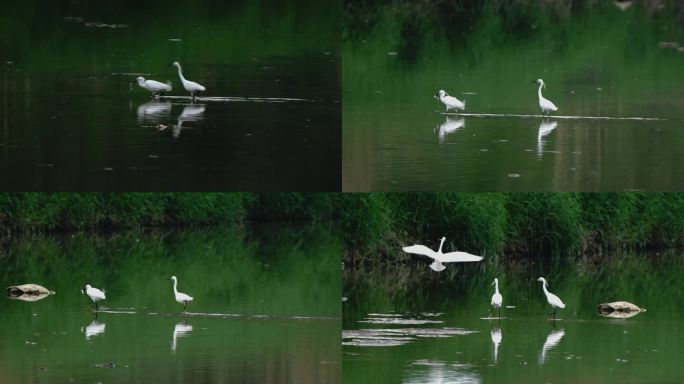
[405,361,481,384]
[172,320,193,352]
[539,328,565,365]
[83,320,106,341]
[136,101,172,124]
[436,116,465,142]
[537,119,558,159]
[491,326,502,364]
[174,104,206,138]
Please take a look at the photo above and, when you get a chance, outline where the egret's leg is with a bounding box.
[95,301,98,311]
[498,307,501,319]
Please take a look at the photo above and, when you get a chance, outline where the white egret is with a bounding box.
[402,237,483,272]
[169,275,193,311]
[434,90,465,113]
[533,79,558,115]
[132,77,172,98]
[171,61,206,100]
[491,326,502,364]
[490,278,503,318]
[83,284,106,311]
[539,328,565,365]
[537,277,565,319]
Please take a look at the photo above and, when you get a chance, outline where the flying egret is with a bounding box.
[83,284,106,311]
[434,90,466,114]
[402,236,483,272]
[132,77,172,98]
[537,277,565,319]
[171,62,206,101]
[533,79,558,115]
[490,278,503,318]
[169,275,193,311]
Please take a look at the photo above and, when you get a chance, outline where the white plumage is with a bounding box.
[491,278,503,317]
[534,79,558,115]
[170,275,193,310]
[435,90,466,113]
[172,61,206,100]
[402,236,482,272]
[83,284,106,311]
[537,277,565,319]
[134,77,172,97]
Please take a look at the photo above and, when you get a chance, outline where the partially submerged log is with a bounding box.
[7,284,56,301]
[598,301,645,318]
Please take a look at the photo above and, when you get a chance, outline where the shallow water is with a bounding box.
[0,0,340,191]
[342,3,684,191]
[0,225,340,383]
[342,252,684,382]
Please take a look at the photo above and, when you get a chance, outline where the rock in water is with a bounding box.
[598,301,645,315]
[6,284,56,301]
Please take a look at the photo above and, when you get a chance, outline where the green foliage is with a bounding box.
[341,194,394,251]
[247,193,339,222]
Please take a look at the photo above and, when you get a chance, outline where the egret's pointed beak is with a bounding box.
[491,281,495,286]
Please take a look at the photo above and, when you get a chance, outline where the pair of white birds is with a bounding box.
[83,275,193,312]
[435,78,558,115]
[490,277,566,319]
[133,62,206,100]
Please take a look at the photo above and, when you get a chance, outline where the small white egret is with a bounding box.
[169,275,193,311]
[402,237,483,272]
[434,90,465,113]
[537,277,565,319]
[490,278,503,318]
[132,77,172,98]
[171,61,206,100]
[533,79,558,115]
[83,284,106,311]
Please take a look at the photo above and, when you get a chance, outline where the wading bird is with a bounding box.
[132,77,172,98]
[402,237,483,272]
[491,278,503,318]
[533,79,558,116]
[83,284,106,311]
[169,275,193,311]
[171,62,205,100]
[434,90,465,113]
[537,277,565,319]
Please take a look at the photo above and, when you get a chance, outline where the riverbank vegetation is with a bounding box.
[342,193,684,268]
[0,193,339,235]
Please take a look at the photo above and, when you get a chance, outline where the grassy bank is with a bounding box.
[0,193,339,234]
[342,193,684,267]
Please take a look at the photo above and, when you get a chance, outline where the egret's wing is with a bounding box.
[402,244,437,260]
[438,251,483,263]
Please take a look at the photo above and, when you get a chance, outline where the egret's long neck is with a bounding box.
[176,66,186,82]
[538,83,544,101]
[495,280,499,294]
[438,238,445,253]
[541,280,549,295]
[173,279,178,295]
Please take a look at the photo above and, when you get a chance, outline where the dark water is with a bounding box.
[0,0,340,191]
[342,252,684,383]
[0,225,340,383]
[342,3,684,191]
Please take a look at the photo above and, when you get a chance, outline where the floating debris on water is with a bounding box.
[508,173,521,178]
[168,38,182,42]
[84,22,128,29]
[658,41,680,49]
[360,317,443,325]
